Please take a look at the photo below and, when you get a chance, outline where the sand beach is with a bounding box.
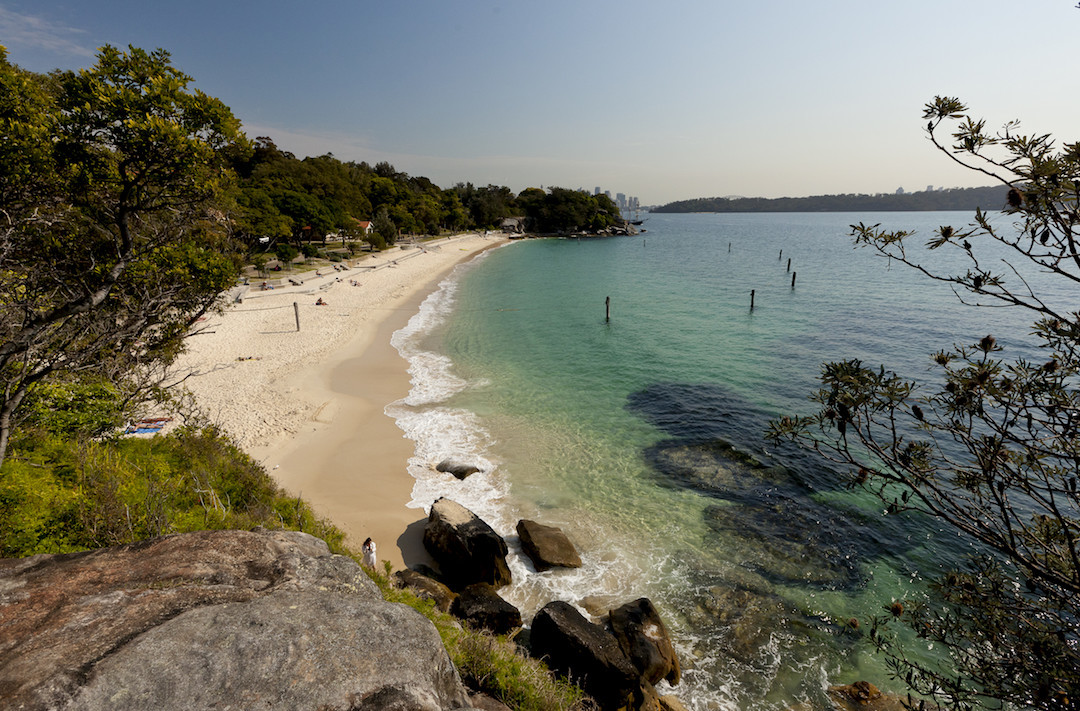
[171,233,509,569]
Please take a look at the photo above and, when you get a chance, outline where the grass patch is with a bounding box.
[1,426,590,710]
[365,561,593,710]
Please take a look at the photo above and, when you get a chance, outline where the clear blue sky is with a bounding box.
[2,1,1077,205]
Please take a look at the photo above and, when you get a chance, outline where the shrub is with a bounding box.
[0,426,345,557]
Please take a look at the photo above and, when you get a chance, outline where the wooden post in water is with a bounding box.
[605,296,610,323]
[293,302,300,331]
[791,272,797,289]
[728,242,732,253]
[786,257,791,273]
[750,289,755,311]
[779,249,783,261]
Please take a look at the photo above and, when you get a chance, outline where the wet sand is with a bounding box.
[172,234,509,569]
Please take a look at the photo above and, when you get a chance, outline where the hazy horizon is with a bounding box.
[2,1,1076,205]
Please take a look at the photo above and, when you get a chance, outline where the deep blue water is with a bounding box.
[389,211,1052,710]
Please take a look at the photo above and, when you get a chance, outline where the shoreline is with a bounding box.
[172,233,509,569]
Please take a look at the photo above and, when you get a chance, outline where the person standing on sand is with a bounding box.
[362,537,376,569]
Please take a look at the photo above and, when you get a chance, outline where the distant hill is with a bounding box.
[652,186,1008,213]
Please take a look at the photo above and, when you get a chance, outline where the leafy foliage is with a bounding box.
[770,97,1080,710]
[522,187,622,233]
[18,374,125,439]
[0,425,344,558]
[0,45,245,466]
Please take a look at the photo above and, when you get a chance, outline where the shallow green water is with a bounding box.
[389,212,1048,709]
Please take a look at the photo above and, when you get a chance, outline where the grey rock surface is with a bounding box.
[0,528,471,711]
[449,583,522,636]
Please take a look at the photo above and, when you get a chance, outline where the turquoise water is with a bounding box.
[389,212,1050,710]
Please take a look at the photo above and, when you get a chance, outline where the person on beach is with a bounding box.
[362,538,376,569]
[315,297,327,306]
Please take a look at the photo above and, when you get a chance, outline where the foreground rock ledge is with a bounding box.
[0,528,474,711]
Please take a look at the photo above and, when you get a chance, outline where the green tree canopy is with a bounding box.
[0,45,245,466]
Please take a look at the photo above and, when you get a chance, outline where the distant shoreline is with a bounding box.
[652,184,1006,213]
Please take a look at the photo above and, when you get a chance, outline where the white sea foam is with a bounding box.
[386,248,651,601]
[386,244,746,711]
[390,271,468,406]
[387,250,519,531]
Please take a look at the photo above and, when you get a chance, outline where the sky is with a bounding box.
[2,1,1077,205]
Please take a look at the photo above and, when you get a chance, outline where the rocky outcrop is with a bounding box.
[516,519,582,571]
[0,528,472,711]
[437,459,481,480]
[659,695,690,711]
[609,598,680,686]
[395,568,458,613]
[530,601,639,711]
[423,498,512,590]
[450,583,522,636]
[468,692,513,711]
[827,681,928,711]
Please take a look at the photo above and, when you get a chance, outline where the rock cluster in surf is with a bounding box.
[406,496,684,711]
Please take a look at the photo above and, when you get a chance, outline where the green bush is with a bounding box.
[19,375,125,439]
[274,243,298,265]
[0,426,344,557]
[1,424,584,710]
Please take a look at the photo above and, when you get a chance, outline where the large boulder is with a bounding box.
[437,459,481,480]
[0,528,471,711]
[395,568,458,613]
[608,598,680,686]
[530,601,638,711]
[659,696,690,711]
[423,498,511,590]
[450,583,522,636]
[516,519,582,571]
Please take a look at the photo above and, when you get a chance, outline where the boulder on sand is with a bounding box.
[423,497,512,590]
[394,568,457,613]
[516,519,582,571]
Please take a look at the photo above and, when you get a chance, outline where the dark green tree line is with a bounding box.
[0,45,245,467]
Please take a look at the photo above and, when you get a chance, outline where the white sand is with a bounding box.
[171,233,508,568]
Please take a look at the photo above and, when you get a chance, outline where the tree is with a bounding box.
[769,97,1080,709]
[0,45,244,467]
[372,206,397,247]
[273,243,299,267]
